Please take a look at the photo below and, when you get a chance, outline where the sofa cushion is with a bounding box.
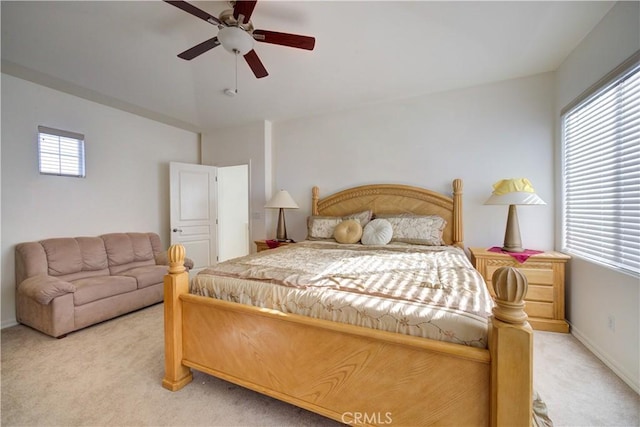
[41,238,83,276]
[120,265,168,289]
[40,237,108,277]
[71,275,137,306]
[76,237,109,270]
[102,233,158,275]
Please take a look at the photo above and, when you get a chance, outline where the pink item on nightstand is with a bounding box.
[488,246,543,263]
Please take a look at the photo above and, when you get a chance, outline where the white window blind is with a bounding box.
[38,126,85,178]
[561,54,640,276]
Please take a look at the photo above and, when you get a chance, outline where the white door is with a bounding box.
[170,162,217,272]
[218,164,249,261]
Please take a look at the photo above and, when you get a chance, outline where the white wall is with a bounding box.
[1,74,200,327]
[555,1,639,392]
[272,72,556,249]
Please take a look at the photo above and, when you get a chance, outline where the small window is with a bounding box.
[38,126,85,177]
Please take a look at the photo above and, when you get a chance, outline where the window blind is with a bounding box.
[38,126,85,177]
[562,56,640,276]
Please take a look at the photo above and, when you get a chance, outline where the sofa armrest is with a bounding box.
[154,252,194,271]
[18,275,76,305]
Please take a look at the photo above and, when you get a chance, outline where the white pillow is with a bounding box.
[361,219,393,245]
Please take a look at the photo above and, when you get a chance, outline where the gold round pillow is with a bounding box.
[333,219,363,244]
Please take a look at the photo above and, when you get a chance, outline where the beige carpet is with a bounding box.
[2,303,638,426]
[533,331,640,427]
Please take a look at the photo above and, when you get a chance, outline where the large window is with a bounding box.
[38,126,85,177]
[561,52,639,276]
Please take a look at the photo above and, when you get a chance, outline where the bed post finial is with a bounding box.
[312,186,320,216]
[162,244,193,391]
[492,267,529,324]
[488,266,532,427]
[168,243,186,274]
[452,179,463,247]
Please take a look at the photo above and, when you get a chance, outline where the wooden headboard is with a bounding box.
[311,179,463,247]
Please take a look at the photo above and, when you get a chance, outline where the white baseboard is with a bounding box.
[571,325,640,394]
[1,319,19,330]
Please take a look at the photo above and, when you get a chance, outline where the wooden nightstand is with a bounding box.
[254,240,292,252]
[469,247,571,333]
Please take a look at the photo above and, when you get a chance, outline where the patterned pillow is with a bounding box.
[307,216,344,240]
[333,219,363,244]
[344,210,372,228]
[376,214,447,246]
[361,219,393,245]
[307,211,372,240]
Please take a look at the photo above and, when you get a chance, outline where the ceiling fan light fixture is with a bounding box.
[218,26,254,55]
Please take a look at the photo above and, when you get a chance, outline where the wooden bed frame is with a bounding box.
[162,179,533,426]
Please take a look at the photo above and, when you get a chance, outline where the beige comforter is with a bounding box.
[192,241,494,348]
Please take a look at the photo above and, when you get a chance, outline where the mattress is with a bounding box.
[191,241,494,348]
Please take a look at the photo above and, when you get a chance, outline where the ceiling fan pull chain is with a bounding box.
[235,50,239,94]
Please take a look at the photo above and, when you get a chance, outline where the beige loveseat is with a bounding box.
[15,232,191,338]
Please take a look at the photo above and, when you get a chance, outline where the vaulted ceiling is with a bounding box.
[1,1,615,132]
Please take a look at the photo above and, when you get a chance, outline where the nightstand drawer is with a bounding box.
[485,281,554,302]
[518,268,554,285]
[486,265,554,285]
[525,301,554,319]
[525,284,554,302]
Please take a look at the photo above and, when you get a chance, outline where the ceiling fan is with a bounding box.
[165,0,316,79]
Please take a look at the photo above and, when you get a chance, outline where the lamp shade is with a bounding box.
[265,190,299,209]
[484,178,545,205]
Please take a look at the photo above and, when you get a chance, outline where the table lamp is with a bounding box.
[265,190,299,242]
[484,178,545,252]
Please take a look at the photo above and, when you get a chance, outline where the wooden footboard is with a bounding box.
[162,246,532,426]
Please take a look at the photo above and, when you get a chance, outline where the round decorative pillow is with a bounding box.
[333,219,363,244]
[361,218,393,245]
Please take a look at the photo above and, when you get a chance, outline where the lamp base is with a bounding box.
[502,204,524,253]
[275,208,288,241]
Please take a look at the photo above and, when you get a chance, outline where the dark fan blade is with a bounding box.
[244,50,268,79]
[177,37,220,60]
[164,1,221,26]
[233,1,257,24]
[252,29,315,50]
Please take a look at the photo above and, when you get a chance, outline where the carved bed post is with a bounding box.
[452,178,463,247]
[312,186,320,215]
[162,244,193,391]
[489,266,533,427]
